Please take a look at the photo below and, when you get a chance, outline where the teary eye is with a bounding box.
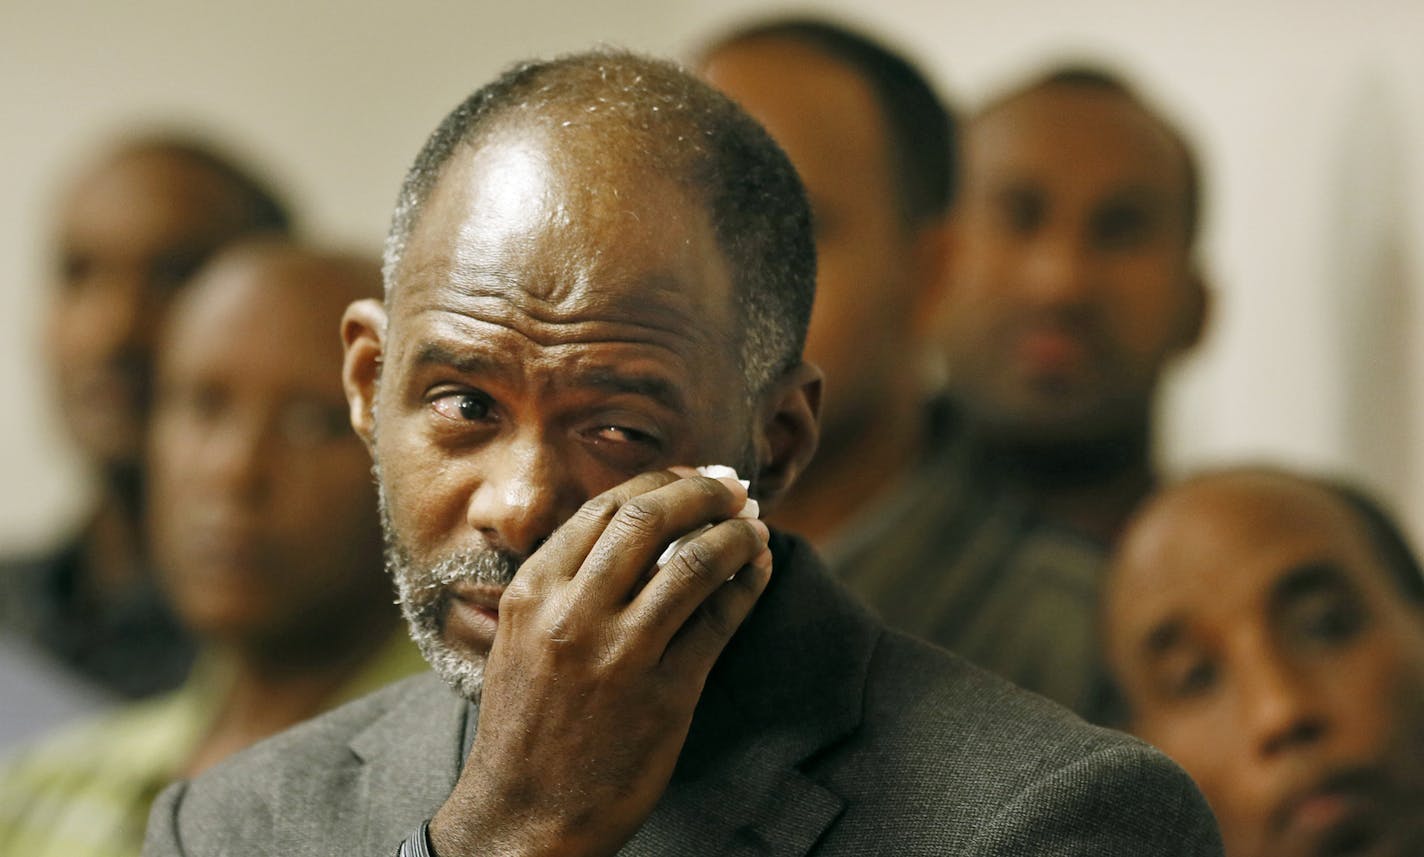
[581,420,664,474]
[594,425,655,445]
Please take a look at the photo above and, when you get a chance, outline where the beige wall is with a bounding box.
[4,0,1424,551]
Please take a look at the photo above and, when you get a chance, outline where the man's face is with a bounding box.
[1105,475,1424,857]
[357,121,754,698]
[943,85,1202,445]
[700,40,937,448]
[149,256,387,650]
[47,151,257,474]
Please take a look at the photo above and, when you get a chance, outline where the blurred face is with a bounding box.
[48,151,259,473]
[149,257,387,649]
[944,85,1202,445]
[1105,474,1424,857]
[701,40,936,447]
[351,122,756,698]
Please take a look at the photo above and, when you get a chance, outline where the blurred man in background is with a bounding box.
[697,18,954,556]
[0,136,294,702]
[839,66,1207,716]
[1104,467,1424,857]
[0,241,424,857]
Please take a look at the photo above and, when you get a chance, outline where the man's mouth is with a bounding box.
[1016,326,1091,377]
[443,582,505,650]
[1273,768,1389,855]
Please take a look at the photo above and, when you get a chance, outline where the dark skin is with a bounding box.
[341,118,820,856]
[46,147,272,595]
[944,84,1208,543]
[700,38,950,548]
[148,244,397,778]
[1105,471,1424,857]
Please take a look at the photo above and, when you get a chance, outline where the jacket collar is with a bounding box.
[349,671,467,851]
[622,531,881,856]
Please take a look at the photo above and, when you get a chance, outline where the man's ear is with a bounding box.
[1174,267,1211,353]
[341,298,388,451]
[908,216,956,341]
[752,362,822,512]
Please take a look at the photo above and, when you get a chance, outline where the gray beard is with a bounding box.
[376,462,518,703]
[372,436,760,703]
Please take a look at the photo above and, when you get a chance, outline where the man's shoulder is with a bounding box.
[829,430,1109,715]
[860,623,1127,757]
[173,670,447,791]
[814,631,1220,854]
[144,672,461,857]
[709,547,1221,855]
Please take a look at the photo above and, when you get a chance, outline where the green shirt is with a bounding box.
[832,417,1109,719]
[0,631,428,857]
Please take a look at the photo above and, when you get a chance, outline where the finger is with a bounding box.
[522,469,684,586]
[577,472,750,605]
[661,545,773,679]
[623,516,769,648]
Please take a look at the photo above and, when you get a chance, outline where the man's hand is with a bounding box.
[428,468,773,857]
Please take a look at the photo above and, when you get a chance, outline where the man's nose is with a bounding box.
[465,433,571,558]
[1239,649,1329,760]
[201,415,273,505]
[1021,228,1096,307]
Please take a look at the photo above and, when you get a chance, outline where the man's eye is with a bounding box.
[1155,656,1218,701]
[149,250,209,293]
[431,392,494,422]
[1290,595,1366,647]
[278,400,353,447]
[58,252,94,290]
[1093,203,1153,250]
[999,189,1044,235]
[593,425,655,445]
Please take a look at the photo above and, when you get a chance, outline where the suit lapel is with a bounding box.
[348,672,470,851]
[622,533,881,856]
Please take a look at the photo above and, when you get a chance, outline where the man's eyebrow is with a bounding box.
[568,366,687,414]
[1269,561,1347,609]
[411,343,499,377]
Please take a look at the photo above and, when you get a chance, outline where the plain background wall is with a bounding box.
[4,0,1424,552]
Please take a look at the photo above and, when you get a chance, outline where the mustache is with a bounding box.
[404,547,520,595]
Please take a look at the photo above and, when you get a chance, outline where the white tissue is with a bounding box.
[655,465,760,568]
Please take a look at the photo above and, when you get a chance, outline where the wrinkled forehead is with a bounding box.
[389,117,738,352]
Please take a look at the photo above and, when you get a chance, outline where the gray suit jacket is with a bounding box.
[144,533,1222,856]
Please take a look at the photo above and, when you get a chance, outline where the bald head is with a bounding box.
[148,242,389,650]
[1103,467,1424,857]
[385,49,813,396]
